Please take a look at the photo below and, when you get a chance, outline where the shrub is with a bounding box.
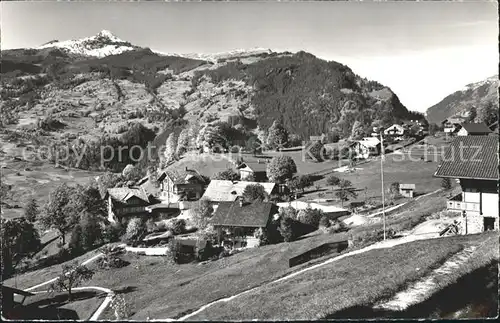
[328,220,348,234]
[319,215,331,229]
[279,216,295,242]
[212,169,240,181]
[96,246,128,270]
[171,219,186,235]
[146,218,157,233]
[441,177,452,190]
[103,223,124,243]
[124,218,146,244]
[69,224,84,255]
[242,184,268,202]
[110,294,131,319]
[297,207,323,228]
[389,182,401,199]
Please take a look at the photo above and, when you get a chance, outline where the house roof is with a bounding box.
[2,286,35,297]
[434,136,499,180]
[351,137,380,148]
[145,202,180,212]
[460,122,492,134]
[237,162,268,173]
[276,201,349,214]
[385,124,405,131]
[210,201,277,227]
[158,168,206,185]
[442,116,466,125]
[106,186,150,203]
[202,180,276,202]
[400,184,416,189]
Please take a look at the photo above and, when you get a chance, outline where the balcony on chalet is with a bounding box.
[447,194,480,212]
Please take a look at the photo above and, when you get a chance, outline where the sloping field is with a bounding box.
[192,232,497,320]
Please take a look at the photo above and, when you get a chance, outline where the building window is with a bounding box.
[484,217,495,231]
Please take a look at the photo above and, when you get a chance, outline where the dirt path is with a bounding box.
[24,244,125,320]
[366,188,442,218]
[172,230,449,321]
[373,236,495,311]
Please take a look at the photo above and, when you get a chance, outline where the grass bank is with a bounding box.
[191,233,496,320]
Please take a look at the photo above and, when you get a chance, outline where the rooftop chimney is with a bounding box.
[185,166,188,171]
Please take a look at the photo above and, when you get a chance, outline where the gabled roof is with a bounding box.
[139,177,161,197]
[210,201,277,227]
[351,137,380,148]
[276,201,349,214]
[400,183,416,189]
[2,285,35,296]
[237,162,268,173]
[202,180,276,202]
[158,168,206,185]
[106,186,150,203]
[442,116,466,125]
[460,122,492,134]
[385,124,405,130]
[434,136,499,180]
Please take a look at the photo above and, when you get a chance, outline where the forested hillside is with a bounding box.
[192,51,420,139]
[1,31,427,176]
[426,76,498,124]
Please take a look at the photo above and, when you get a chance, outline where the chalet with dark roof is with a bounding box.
[441,116,466,133]
[105,186,152,224]
[210,200,279,247]
[157,167,207,203]
[236,161,268,181]
[434,136,499,233]
[2,286,35,319]
[456,122,492,136]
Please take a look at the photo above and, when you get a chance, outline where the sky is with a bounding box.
[1,1,498,113]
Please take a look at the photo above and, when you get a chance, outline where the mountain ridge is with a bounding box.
[426,75,498,124]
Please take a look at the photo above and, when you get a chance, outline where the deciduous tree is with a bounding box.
[1,218,41,278]
[267,155,297,183]
[242,184,268,202]
[176,127,190,157]
[40,183,76,245]
[335,179,358,207]
[24,198,38,223]
[49,263,95,301]
[162,132,177,167]
[267,121,289,151]
[212,169,240,181]
[326,175,341,191]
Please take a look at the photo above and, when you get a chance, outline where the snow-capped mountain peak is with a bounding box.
[37,30,137,58]
[462,75,498,92]
[37,30,275,61]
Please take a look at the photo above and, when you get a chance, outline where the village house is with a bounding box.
[434,135,499,234]
[202,180,277,204]
[236,161,268,181]
[277,201,350,220]
[157,167,207,203]
[210,199,279,248]
[399,183,416,198]
[456,122,492,136]
[349,137,381,159]
[441,116,465,134]
[309,133,326,143]
[383,124,405,136]
[1,286,35,319]
[105,186,152,224]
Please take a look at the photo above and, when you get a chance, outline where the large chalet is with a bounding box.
[434,135,499,233]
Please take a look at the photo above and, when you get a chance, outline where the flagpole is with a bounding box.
[380,130,386,241]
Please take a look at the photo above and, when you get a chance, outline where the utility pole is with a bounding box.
[380,130,386,241]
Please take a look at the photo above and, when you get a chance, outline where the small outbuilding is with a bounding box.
[399,183,416,198]
[1,285,35,318]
